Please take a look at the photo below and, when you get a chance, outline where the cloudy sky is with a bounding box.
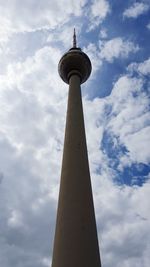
[0,0,150,266]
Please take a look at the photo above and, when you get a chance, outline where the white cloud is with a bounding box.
[94,175,150,267]
[0,133,57,267]
[47,25,82,50]
[107,74,150,165]
[84,37,139,73]
[0,0,86,42]
[83,97,108,174]
[84,56,150,266]
[0,45,66,194]
[0,48,150,267]
[110,75,143,108]
[123,2,149,19]
[84,43,102,76]
[128,57,150,75]
[124,126,150,164]
[147,22,150,30]
[100,38,139,62]
[7,210,24,228]
[99,28,108,39]
[89,0,110,30]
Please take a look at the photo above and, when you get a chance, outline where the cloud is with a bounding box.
[0,46,150,267]
[123,2,149,19]
[89,0,110,30]
[0,133,57,267]
[107,73,150,166]
[84,43,102,76]
[99,28,108,39]
[100,38,139,62]
[47,24,83,50]
[95,179,150,267]
[123,126,150,164]
[128,57,150,75]
[0,1,149,267]
[147,22,150,30]
[0,0,86,42]
[84,37,139,75]
[0,171,4,184]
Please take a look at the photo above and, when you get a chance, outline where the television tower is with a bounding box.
[51,29,101,267]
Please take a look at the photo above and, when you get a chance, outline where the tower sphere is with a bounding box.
[58,47,92,84]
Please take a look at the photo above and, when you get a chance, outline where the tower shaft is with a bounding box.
[51,74,101,267]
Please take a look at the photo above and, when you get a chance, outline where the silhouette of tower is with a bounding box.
[51,29,101,267]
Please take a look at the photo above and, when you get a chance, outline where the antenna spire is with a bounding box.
[73,28,77,48]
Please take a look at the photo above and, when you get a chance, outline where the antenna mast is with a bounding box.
[73,28,77,48]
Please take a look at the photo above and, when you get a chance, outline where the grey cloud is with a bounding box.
[0,171,4,184]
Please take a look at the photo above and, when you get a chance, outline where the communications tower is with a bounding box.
[51,29,101,267]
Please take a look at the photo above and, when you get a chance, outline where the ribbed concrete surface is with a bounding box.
[51,75,101,267]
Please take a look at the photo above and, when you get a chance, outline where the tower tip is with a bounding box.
[73,28,77,48]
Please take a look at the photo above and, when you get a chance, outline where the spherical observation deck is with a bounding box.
[58,47,92,84]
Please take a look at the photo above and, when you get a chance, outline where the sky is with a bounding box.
[0,0,150,266]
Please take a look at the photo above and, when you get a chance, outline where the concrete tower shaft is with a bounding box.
[51,32,101,267]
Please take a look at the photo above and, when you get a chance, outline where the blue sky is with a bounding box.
[0,1,150,267]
